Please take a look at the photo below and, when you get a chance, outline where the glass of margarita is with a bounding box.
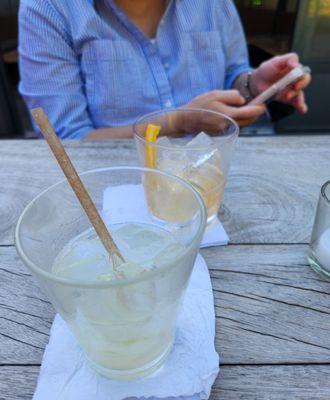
[15,167,206,380]
[134,108,239,225]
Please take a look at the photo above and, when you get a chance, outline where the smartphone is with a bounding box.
[249,66,311,106]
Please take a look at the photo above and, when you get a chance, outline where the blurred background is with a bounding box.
[0,0,329,138]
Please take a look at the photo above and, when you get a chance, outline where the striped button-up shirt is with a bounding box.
[19,0,250,138]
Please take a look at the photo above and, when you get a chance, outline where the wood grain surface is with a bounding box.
[1,137,330,399]
[1,365,330,400]
[0,137,329,246]
[1,244,330,366]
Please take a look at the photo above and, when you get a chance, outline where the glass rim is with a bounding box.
[133,107,239,150]
[15,166,207,289]
[321,180,330,203]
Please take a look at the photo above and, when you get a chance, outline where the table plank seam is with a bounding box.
[2,362,330,368]
[218,316,294,343]
[0,331,44,350]
[213,289,267,303]
[254,293,330,316]
[213,289,330,316]
[227,243,310,246]
[0,243,311,247]
[228,324,330,352]
[209,269,291,279]
[220,362,330,366]
[0,316,49,337]
[0,364,41,367]
[257,279,330,295]
[0,302,52,322]
[0,267,30,278]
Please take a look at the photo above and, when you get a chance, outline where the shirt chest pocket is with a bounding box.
[184,31,226,95]
[80,39,144,123]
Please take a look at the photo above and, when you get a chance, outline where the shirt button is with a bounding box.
[164,63,170,69]
[165,100,172,108]
[160,19,164,25]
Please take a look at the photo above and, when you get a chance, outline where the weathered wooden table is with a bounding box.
[1,137,330,399]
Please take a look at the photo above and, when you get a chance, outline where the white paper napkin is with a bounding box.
[33,254,219,400]
[102,184,228,247]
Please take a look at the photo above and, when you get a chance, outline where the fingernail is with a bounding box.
[289,60,299,68]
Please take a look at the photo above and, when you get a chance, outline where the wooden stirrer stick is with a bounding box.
[31,107,125,264]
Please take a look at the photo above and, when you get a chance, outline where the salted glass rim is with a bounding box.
[15,166,207,288]
[321,180,330,204]
[133,107,239,150]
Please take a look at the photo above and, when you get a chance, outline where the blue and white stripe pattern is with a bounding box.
[19,0,250,138]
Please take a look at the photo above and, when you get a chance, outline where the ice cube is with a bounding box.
[52,236,111,281]
[186,132,214,147]
[156,136,186,165]
[157,157,190,177]
[96,272,115,281]
[113,223,175,268]
[157,136,186,147]
[156,136,172,147]
[183,132,219,169]
[189,150,219,168]
[116,261,146,279]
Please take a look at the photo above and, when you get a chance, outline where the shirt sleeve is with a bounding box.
[18,0,94,139]
[221,0,251,90]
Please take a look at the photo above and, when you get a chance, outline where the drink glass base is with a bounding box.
[206,214,217,226]
[85,342,173,381]
[308,255,330,280]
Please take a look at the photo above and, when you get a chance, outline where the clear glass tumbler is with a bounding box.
[308,181,330,279]
[133,108,239,225]
[15,167,206,380]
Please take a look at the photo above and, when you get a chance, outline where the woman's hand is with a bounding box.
[250,53,311,114]
[183,90,265,127]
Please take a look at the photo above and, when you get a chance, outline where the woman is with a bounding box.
[19,0,310,139]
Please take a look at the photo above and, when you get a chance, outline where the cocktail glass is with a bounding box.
[15,167,206,380]
[308,181,330,279]
[133,108,239,225]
